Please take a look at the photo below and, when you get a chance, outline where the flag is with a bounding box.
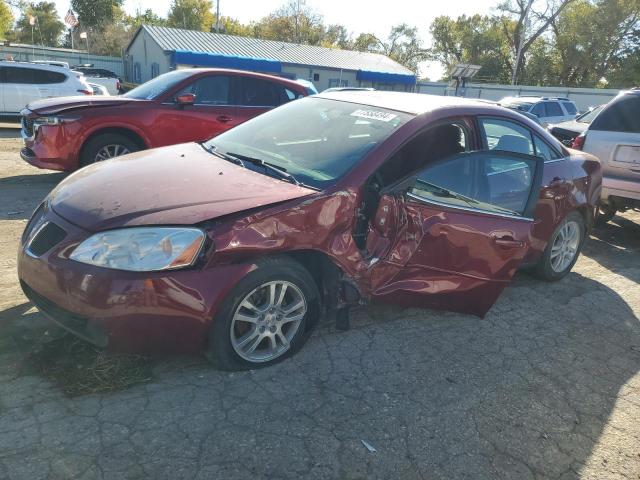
[29,16,35,26]
[79,32,87,39]
[64,9,78,27]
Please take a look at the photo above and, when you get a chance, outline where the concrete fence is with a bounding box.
[1,44,124,77]
[417,81,621,111]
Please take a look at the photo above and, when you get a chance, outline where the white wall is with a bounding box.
[417,81,620,111]
[125,30,171,83]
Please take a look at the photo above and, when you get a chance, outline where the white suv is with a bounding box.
[499,96,579,126]
[572,89,640,223]
[1,62,92,115]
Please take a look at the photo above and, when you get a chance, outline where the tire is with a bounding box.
[80,133,140,167]
[594,203,617,226]
[533,211,585,282]
[207,257,320,371]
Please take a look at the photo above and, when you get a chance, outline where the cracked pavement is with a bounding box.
[0,129,639,479]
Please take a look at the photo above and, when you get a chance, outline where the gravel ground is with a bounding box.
[0,128,638,480]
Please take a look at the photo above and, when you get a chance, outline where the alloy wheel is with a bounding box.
[94,144,131,162]
[550,220,581,273]
[230,280,306,363]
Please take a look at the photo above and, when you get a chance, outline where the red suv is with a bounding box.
[20,69,309,171]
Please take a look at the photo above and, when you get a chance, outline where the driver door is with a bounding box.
[369,131,543,317]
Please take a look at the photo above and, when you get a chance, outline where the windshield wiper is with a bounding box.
[201,144,246,167]
[225,151,301,186]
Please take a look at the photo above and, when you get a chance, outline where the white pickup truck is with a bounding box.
[70,65,121,95]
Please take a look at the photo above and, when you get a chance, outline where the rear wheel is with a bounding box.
[534,212,585,281]
[207,257,319,370]
[80,133,140,167]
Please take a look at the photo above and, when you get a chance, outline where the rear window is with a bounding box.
[590,95,640,133]
[562,101,577,115]
[4,67,66,84]
[544,102,563,116]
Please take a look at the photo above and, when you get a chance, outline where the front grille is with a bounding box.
[22,203,46,243]
[27,222,66,256]
[22,116,35,138]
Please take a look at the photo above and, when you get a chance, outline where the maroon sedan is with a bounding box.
[20,68,308,171]
[18,91,601,369]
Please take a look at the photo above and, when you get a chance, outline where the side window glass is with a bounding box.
[533,135,562,161]
[544,101,563,116]
[562,101,577,115]
[410,152,536,216]
[33,70,66,84]
[240,78,280,107]
[5,67,36,84]
[285,88,298,101]
[530,103,545,117]
[177,75,230,105]
[480,118,535,156]
[598,96,640,133]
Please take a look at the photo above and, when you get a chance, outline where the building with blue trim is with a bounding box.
[124,25,416,92]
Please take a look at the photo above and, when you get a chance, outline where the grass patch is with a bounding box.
[28,333,154,397]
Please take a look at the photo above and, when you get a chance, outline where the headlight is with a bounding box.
[70,227,206,272]
[34,115,79,128]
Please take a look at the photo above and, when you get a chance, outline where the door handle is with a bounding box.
[217,115,233,123]
[491,234,524,248]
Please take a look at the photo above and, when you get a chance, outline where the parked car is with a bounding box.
[72,64,121,95]
[0,61,92,115]
[18,91,601,369]
[571,89,640,223]
[499,96,579,126]
[31,60,71,69]
[88,82,110,96]
[293,78,318,95]
[548,105,603,146]
[20,68,309,171]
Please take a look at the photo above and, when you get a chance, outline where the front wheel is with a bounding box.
[594,203,617,225]
[80,133,140,167]
[208,257,319,370]
[533,212,585,281]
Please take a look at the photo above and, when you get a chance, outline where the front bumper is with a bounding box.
[20,113,81,171]
[17,205,255,353]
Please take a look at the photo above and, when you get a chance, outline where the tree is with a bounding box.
[13,2,64,47]
[71,0,124,30]
[497,0,577,84]
[167,0,214,31]
[429,15,512,82]
[253,0,325,45]
[126,8,167,28]
[351,25,428,73]
[0,1,13,38]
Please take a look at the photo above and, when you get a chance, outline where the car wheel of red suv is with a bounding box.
[207,257,320,370]
[81,133,140,167]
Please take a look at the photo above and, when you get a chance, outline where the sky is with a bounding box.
[48,0,499,79]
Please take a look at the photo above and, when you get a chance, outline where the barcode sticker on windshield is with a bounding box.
[350,109,397,122]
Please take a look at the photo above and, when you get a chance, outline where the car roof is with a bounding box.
[0,60,70,73]
[316,90,504,115]
[170,67,309,91]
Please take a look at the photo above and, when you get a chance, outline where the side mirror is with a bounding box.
[176,93,195,106]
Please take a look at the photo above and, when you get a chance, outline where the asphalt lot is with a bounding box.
[0,127,639,480]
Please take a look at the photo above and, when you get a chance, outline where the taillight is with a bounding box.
[78,89,93,95]
[571,133,585,150]
[116,79,121,91]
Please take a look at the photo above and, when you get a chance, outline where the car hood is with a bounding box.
[25,96,142,115]
[549,119,588,134]
[49,143,316,231]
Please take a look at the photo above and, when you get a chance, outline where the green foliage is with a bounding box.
[0,1,13,38]
[12,1,65,47]
[167,0,214,31]
[71,0,124,30]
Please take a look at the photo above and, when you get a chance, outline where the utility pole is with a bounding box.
[215,0,220,33]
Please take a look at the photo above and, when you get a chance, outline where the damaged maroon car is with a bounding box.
[18,91,601,369]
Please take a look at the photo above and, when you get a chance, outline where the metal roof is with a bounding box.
[137,25,414,76]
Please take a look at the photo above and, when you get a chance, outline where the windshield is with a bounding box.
[501,101,534,112]
[204,97,411,189]
[123,70,193,100]
[576,105,603,123]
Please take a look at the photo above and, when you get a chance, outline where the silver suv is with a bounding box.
[572,89,640,223]
[499,96,579,127]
